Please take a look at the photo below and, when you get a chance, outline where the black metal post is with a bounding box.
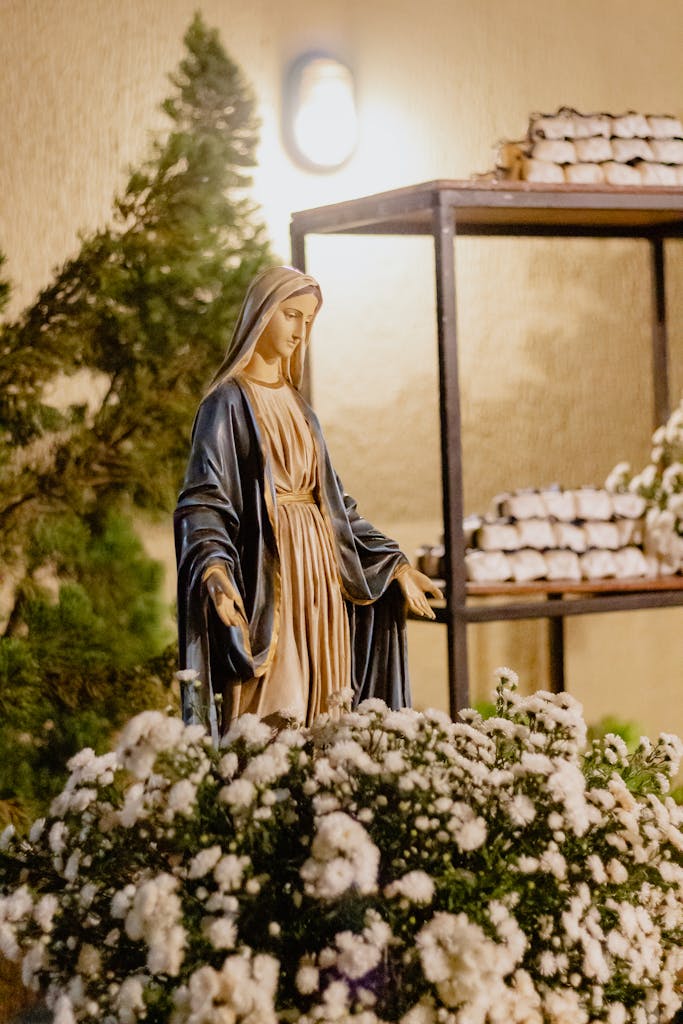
[650,236,670,428]
[433,195,468,715]
[547,595,565,693]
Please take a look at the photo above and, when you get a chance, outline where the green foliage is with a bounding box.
[0,11,273,561]
[0,12,273,823]
[0,512,177,824]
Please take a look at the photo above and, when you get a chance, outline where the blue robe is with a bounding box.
[174,378,410,740]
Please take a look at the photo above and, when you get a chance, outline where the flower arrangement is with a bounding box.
[1,669,682,1024]
[606,397,683,572]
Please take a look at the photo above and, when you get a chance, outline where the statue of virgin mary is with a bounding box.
[175,266,440,741]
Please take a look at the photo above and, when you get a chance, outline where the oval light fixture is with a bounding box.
[284,53,358,172]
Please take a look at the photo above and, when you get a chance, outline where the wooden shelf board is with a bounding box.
[291,180,683,237]
[465,575,683,597]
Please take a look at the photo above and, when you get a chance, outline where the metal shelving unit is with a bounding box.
[290,180,683,717]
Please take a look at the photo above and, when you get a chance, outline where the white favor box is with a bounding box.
[580,550,617,579]
[541,489,576,521]
[612,547,648,578]
[516,518,557,550]
[509,549,548,582]
[573,488,613,521]
[544,549,582,581]
[476,522,520,551]
[495,491,547,520]
[583,521,621,550]
[611,493,646,519]
[465,550,512,582]
[553,522,588,553]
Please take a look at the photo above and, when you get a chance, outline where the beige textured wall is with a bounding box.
[2,0,682,738]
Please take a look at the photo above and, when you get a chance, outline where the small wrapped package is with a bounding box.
[564,162,605,185]
[415,545,443,579]
[635,162,678,186]
[611,138,654,163]
[553,522,588,553]
[603,162,642,185]
[516,518,557,550]
[573,488,613,521]
[650,138,683,164]
[611,112,651,138]
[530,112,575,140]
[612,547,648,578]
[465,550,512,582]
[577,113,612,138]
[509,549,548,582]
[475,522,520,551]
[531,139,577,164]
[583,521,621,549]
[497,491,547,519]
[544,549,582,581]
[647,115,683,139]
[521,158,565,183]
[574,137,613,163]
[611,492,646,519]
[541,488,576,521]
[463,516,483,548]
[580,550,617,579]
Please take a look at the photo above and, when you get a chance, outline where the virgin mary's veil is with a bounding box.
[208,265,322,392]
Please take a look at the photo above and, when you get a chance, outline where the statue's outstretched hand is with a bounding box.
[205,569,246,629]
[396,566,443,621]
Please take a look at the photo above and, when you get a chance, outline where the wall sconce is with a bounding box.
[284,53,358,172]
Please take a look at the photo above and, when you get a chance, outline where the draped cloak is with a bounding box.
[174,267,410,742]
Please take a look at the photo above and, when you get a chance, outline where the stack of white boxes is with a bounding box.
[462,486,663,584]
[496,108,683,186]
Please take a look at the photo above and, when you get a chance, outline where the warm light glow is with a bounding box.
[286,55,357,171]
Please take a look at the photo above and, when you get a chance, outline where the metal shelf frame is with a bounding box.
[290,180,683,717]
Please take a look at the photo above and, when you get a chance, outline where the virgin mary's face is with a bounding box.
[256,292,318,362]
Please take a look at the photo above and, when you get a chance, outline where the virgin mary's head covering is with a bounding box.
[209,265,322,392]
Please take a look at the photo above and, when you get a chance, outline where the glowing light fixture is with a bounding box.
[284,54,358,171]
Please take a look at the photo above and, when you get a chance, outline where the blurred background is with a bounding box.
[1,0,681,753]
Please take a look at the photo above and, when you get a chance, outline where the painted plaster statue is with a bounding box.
[175,266,441,741]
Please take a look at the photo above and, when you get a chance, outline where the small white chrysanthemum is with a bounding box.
[52,993,76,1024]
[117,711,187,779]
[33,894,58,933]
[296,961,320,995]
[166,779,198,817]
[188,845,223,879]
[206,916,237,950]
[219,778,257,808]
[115,974,147,1024]
[400,998,438,1024]
[221,713,272,748]
[335,929,383,979]
[48,821,67,855]
[385,871,435,905]
[76,943,101,978]
[328,686,354,710]
[175,668,199,683]
[214,854,250,891]
[218,751,239,779]
[507,794,536,827]
[242,743,291,784]
[124,873,186,977]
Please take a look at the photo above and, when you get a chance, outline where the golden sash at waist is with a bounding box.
[276,490,316,506]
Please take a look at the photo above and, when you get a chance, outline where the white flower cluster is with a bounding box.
[0,669,682,1024]
[606,397,683,571]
